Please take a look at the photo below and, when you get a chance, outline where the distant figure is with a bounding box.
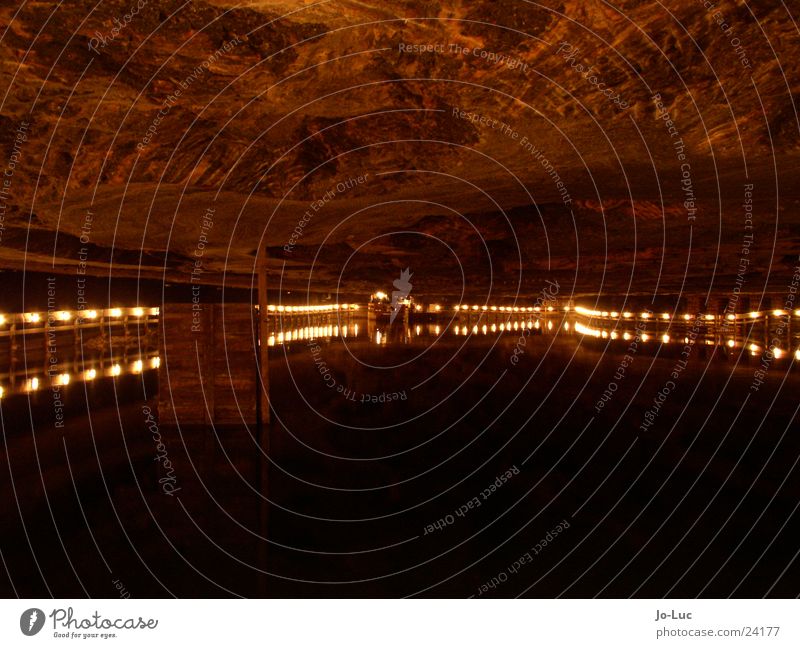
[390,268,413,324]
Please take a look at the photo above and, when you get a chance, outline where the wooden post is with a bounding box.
[256,247,270,595]
[257,252,270,428]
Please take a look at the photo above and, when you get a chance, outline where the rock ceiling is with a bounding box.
[0,0,798,300]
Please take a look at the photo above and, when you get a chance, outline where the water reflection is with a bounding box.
[264,304,800,363]
[0,306,160,398]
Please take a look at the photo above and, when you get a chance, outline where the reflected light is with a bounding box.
[575,322,601,338]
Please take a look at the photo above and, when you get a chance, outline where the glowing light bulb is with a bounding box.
[111,364,121,376]
[132,307,145,317]
[110,308,122,318]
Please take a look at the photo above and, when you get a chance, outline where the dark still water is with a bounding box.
[1,307,799,597]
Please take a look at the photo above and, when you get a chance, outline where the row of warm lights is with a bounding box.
[451,320,556,335]
[574,306,800,321]
[267,324,359,346]
[0,307,160,326]
[576,307,671,320]
[455,304,558,313]
[575,322,800,359]
[265,304,359,314]
[0,357,161,398]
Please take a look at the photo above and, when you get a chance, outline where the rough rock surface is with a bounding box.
[0,0,798,300]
